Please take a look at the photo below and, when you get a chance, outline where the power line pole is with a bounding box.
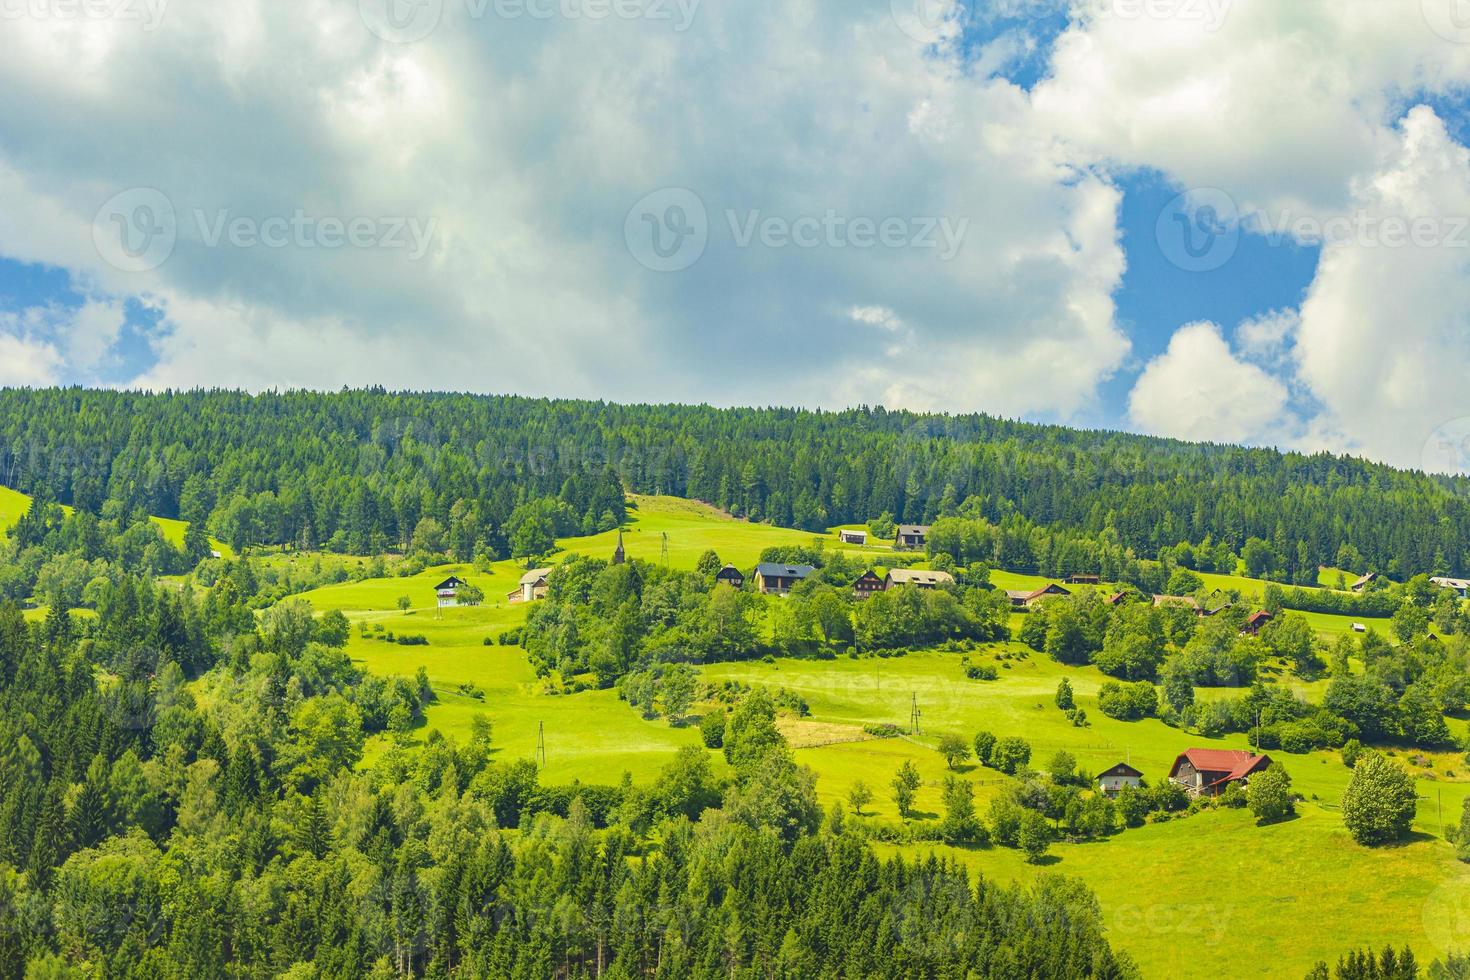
[661,532,669,566]
[910,692,921,735]
[536,721,547,768]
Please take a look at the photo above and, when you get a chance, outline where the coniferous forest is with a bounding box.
[1,388,1467,579]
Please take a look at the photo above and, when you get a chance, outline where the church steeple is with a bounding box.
[612,530,626,565]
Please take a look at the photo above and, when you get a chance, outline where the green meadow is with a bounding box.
[7,486,1466,975]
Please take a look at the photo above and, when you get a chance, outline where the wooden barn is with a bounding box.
[839,529,869,546]
[852,570,885,598]
[884,568,955,590]
[754,563,816,595]
[715,565,745,589]
[1169,749,1272,797]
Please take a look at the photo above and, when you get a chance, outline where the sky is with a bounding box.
[2,0,1470,473]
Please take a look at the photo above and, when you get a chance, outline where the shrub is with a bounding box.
[700,711,726,749]
[1247,766,1295,823]
[991,737,1032,776]
[1097,681,1158,721]
[965,664,999,681]
[973,730,997,765]
[1342,754,1417,846]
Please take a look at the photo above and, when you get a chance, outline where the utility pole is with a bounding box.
[910,693,921,735]
[661,532,669,566]
[536,721,547,768]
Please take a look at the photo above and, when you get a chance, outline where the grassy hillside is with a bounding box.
[0,485,232,558]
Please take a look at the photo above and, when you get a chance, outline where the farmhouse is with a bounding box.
[839,529,869,546]
[1107,591,1131,606]
[435,576,466,608]
[1351,572,1378,592]
[895,525,931,549]
[1169,749,1272,797]
[1097,762,1144,796]
[853,570,885,598]
[1065,574,1102,586]
[515,568,553,604]
[715,565,745,589]
[755,562,816,595]
[1241,610,1274,636]
[1006,583,1072,607]
[884,568,955,590]
[1432,576,1470,598]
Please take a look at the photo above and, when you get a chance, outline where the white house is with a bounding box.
[435,576,467,608]
[516,568,553,603]
[1097,762,1143,796]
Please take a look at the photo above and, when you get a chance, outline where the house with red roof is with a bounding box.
[1169,749,1272,797]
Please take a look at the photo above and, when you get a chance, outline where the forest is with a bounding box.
[1,388,1469,579]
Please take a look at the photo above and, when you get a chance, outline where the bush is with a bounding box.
[1246,766,1294,823]
[991,737,1032,776]
[864,723,904,739]
[700,711,726,749]
[1097,681,1158,721]
[1342,754,1417,846]
[973,730,997,765]
[966,664,999,681]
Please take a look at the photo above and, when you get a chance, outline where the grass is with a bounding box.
[878,807,1470,978]
[0,485,232,557]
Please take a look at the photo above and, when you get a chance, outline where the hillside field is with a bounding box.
[277,495,1470,977]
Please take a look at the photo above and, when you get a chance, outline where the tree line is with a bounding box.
[3,388,1470,576]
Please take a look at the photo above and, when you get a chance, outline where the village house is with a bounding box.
[1106,591,1131,606]
[1351,572,1378,592]
[715,565,745,589]
[895,525,931,550]
[1097,762,1144,796]
[1433,576,1470,598]
[1006,583,1072,608]
[754,562,816,595]
[1241,610,1274,637]
[839,529,869,546]
[514,568,553,604]
[884,568,956,590]
[435,576,466,608]
[1169,749,1272,797]
[1065,574,1102,586]
[852,570,885,598]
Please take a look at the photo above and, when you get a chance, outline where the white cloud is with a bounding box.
[1293,106,1470,470]
[1234,309,1297,371]
[1033,0,1470,216]
[0,332,63,387]
[1128,321,1290,444]
[0,1,1130,419]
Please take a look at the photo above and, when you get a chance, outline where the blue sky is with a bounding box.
[2,1,1470,471]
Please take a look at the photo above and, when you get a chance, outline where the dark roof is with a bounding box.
[716,564,744,578]
[755,563,816,579]
[434,576,465,590]
[1098,762,1143,779]
[896,525,931,536]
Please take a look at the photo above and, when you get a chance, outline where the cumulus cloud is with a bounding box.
[0,332,63,387]
[1128,321,1290,444]
[0,1,1130,418]
[1293,106,1470,470]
